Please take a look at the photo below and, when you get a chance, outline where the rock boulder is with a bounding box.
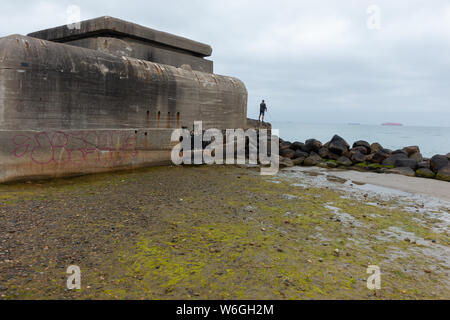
[417,161,430,169]
[370,143,383,154]
[280,141,292,150]
[409,152,423,163]
[291,141,305,151]
[337,156,352,167]
[280,148,295,159]
[292,157,305,166]
[328,152,340,161]
[415,168,435,179]
[279,157,294,168]
[293,150,309,159]
[304,139,323,153]
[394,158,417,170]
[403,146,420,156]
[351,152,366,164]
[318,147,329,159]
[353,140,371,154]
[382,153,408,166]
[388,167,416,177]
[436,165,450,182]
[351,146,368,155]
[328,135,350,156]
[392,149,408,156]
[303,152,322,166]
[430,155,449,173]
[325,161,338,168]
[370,150,390,164]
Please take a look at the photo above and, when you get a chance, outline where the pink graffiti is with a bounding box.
[12,130,138,165]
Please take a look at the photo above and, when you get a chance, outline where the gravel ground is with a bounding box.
[0,165,448,299]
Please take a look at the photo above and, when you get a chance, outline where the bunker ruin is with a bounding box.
[0,16,252,183]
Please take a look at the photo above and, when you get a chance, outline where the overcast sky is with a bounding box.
[1,1,450,126]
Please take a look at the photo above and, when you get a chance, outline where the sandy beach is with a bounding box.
[0,165,448,299]
[317,168,450,202]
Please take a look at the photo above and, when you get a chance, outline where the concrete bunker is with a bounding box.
[0,16,251,183]
[0,17,253,182]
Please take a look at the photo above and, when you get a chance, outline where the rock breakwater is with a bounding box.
[278,134,450,182]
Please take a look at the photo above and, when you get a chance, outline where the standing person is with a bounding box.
[259,100,268,122]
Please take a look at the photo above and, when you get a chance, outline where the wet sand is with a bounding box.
[0,165,449,299]
[317,168,450,202]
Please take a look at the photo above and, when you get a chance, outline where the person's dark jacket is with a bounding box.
[260,103,267,113]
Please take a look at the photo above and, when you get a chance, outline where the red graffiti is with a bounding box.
[12,130,138,165]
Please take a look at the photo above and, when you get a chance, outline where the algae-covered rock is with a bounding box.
[292,157,305,166]
[303,152,322,166]
[325,160,338,168]
[353,162,370,171]
[368,163,394,170]
[430,155,449,173]
[355,161,368,168]
[436,165,450,181]
[387,167,416,177]
[415,168,435,179]
[337,156,352,167]
[317,162,329,169]
[279,157,294,168]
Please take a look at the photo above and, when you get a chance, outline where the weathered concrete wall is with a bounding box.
[245,118,272,131]
[28,16,212,57]
[27,16,213,72]
[65,37,213,73]
[0,35,246,131]
[0,128,174,183]
[0,34,248,183]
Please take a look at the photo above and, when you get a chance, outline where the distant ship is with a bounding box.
[348,123,361,126]
[382,122,403,126]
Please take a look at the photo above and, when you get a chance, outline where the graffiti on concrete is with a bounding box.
[12,131,138,165]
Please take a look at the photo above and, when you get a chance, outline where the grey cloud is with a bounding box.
[1,0,449,126]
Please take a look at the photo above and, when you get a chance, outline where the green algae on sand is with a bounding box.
[0,165,448,300]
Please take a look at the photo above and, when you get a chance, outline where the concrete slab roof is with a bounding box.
[27,16,212,57]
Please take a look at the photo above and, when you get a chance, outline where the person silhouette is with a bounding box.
[259,100,267,122]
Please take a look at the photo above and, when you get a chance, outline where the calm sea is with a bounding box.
[271,122,450,158]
